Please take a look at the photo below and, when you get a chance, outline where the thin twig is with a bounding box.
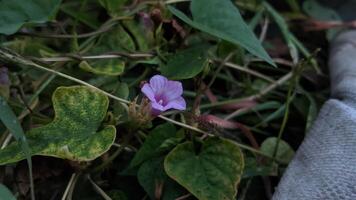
[36,52,155,62]
[249,58,294,67]
[175,193,192,200]
[214,59,275,83]
[192,53,234,112]
[200,71,293,109]
[61,173,76,200]
[87,175,112,200]
[165,0,191,4]
[259,17,269,42]
[17,16,130,39]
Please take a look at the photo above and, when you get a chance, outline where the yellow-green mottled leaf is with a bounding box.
[164,137,244,200]
[0,86,116,165]
[79,60,125,76]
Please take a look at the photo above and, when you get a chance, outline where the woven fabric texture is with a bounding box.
[272,30,356,200]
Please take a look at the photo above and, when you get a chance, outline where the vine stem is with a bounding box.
[0,48,284,163]
[213,59,275,83]
[272,70,297,159]
[37,52,154,62]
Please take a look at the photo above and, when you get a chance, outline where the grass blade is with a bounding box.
[0,96,35,200]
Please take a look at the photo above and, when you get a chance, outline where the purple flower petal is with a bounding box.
[149,75,167,94]
[151,101,165,111]
[164,96,186,110]
[141,83,156,102]
[163,80,183,101]
[141,74,186,115]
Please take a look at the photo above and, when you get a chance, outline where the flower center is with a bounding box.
[155,94,167,106]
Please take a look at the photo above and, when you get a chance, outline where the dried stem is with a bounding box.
[214,59,275,83]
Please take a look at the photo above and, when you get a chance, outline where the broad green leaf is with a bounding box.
[168,0,275,66]
[80,25,134,76]
[0,0,62,35]
[160,45,209,80]
[260,137,295,165]
[99,0,129,17]
[60,2,100,29]
[164,137,244,200]
[122,20,152,51]
[138,157,186,200]
[3,39,55,57]
[126,123,176,169]
[0,86,116,165]
[0,184,16,200]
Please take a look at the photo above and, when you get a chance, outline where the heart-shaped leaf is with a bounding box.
[138,157,186,200]
[0,0,62,35]
[164,137,244,200]
[0,86,116,165]
[260,137,295,165]
[126,123,177,169]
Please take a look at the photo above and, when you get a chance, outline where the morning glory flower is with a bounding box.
[141,75,186,115]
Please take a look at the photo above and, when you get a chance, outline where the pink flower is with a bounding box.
[141,75,186,115]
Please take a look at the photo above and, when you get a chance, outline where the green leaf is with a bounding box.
[164,137,244,200]
[0,86,116,165]
[260,137,295,165]
[99,0,128,17]
[127,123,177,169]
[122,20,152,51]
[168,0,275,66]
[138,157,186,200]
[79,25,135,76]
[160,45,209,80]
[0,184,16,200]
[0,0,62,35]
[3,39,55,57]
